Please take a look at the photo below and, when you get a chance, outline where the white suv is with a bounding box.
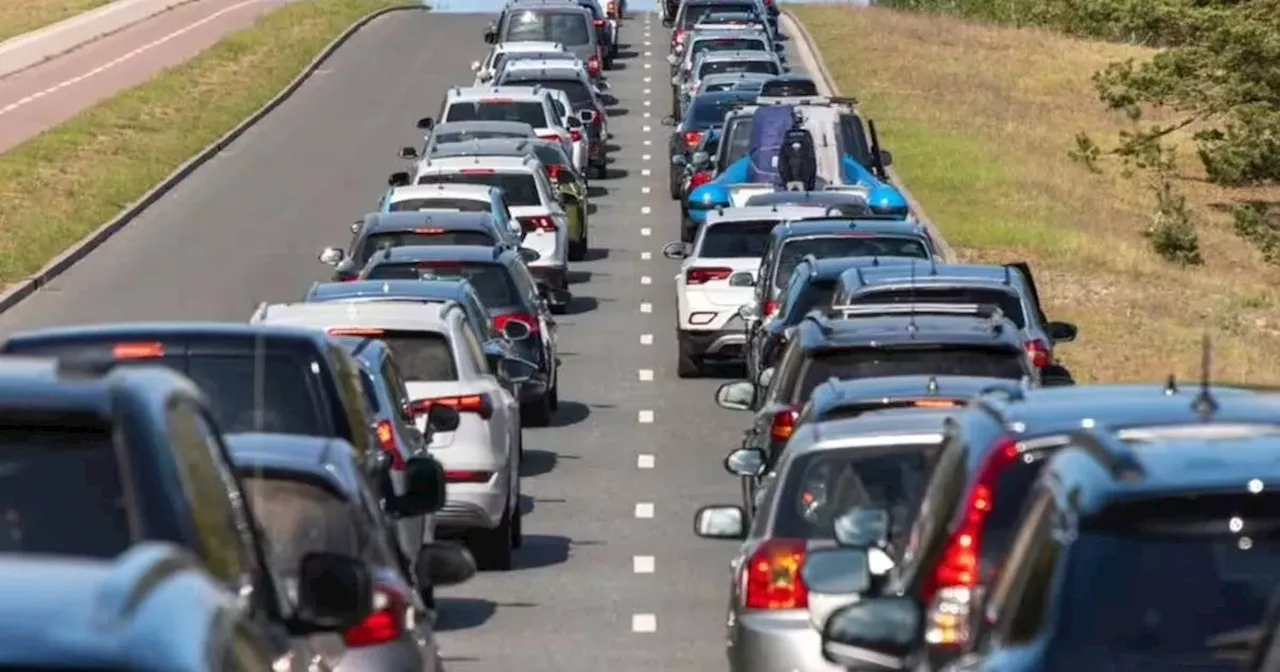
[436,86,579,171]
[661,205,830,378]
[470,40,567,84]
[412,154,572,298]
[247,300,537,571]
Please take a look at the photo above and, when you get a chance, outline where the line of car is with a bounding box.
[0,0,632,670]
[658,2,1280,671]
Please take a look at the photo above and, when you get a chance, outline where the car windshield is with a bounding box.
[688,95,750,127]
[700,219,776,257]
[762,80,819,97]
[367,330,457,382]
[692,37,767,60]
[794,347,1027,401]
[503,10,590,46]
[733,79,766,92]
[240,476,364,576]
[775,446,938,541]
[445,101,547,129]
[774,236,930,288]
[699,59,778,78]
[360,231,496,263]
[849,287,1027,328]
[0,420,132,558]
[386,198,492,214]
[699,12,759,25]
[1052,493,1280,671]
[364,261,519,308]
[512,78,592,108]
[417,172,541,207]
[681,3,753,27]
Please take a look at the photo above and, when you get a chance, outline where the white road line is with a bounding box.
[644,51,652,56]
[635,501,655,516]
[0,0,265,117]
[645,63,652,69]
[639,369,654,381]
[641,334,654,345]
[640,302,653,313]
[644,88,652,95]
[641,275,652,285]
[641,186,652,194]
[642,154,652,161]
[637,454,656,469]
[634,555,656,573]
[643,124,651,131]
[642,168,652,176]
[641,251,652,260]
[641,227,652,236]
[641,205,652,214]
[643,100,652,107]
[643,111,651,118]
[632,613,658,633]
[644,76,652,83]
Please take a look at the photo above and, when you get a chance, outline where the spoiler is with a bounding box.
[828,303,1005,320]
[757,95,858,109]
[728,183,777,207]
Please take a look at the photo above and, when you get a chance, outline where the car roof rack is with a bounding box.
[828,302,1005,321]
[1066,428,1145,481]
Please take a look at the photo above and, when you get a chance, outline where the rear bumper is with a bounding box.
[529,265,568,290]
[728,611,842,672]
[435,488,506,530]
[679,328,746,359]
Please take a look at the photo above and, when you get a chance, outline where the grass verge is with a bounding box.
[791,5,1280,383]
[0,0,407,285]
[0,0,117,43]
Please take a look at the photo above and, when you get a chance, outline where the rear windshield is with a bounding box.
[417,172,540,207]
[774,446,938,541]
[700,219,775,257]
[361,231,495,262]
[0,421,132,558]
[689,96,747,127]
[494,52,574,75]
[445,101,547,130]
[364,261,519,308]
[774,236,931,288]
[681,3,753,27]
[699,59,779,78]
[762,80,819,97]
[532,144,571,169]
[513,78,592,108]
[850,287,1027,328]
[371,330,457,382]
[692,37,767,60]
[1053,493,1280,668]
[978,453,1050,580]
[794,347,1027,402]
[503,10,590,46]
[182,354,329,435]
[386,198,492,214]
[240,476,363,574]
[816,398,964,424]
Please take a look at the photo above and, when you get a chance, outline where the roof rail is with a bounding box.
[1066,428,1144,481]
[249,301,269,323]
[828,302,1005,321]
[94,543,201,627]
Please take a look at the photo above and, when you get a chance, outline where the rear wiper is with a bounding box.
[1204,625,1261,662]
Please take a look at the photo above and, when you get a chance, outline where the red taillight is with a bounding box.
[570,129,582,142]
[374,420,405,470]
[446,470,494,483]
[587,54,601,77]
[1025,338,1051,368]
[536,132,561,143]
[343,586,406,647]
[546,164,562,180]
[744,538,808,610]
[112,342,164,360]
[519,215,557,233]
[410,394,494,420]
[769,409,797,442]
[682,130,704,150]
[689,170,713,189]
[593,18,605,28]
[763,300,778,318]
[494,312,540,335]
[459,168,494,175]
[675,30,687,45]
[686,267,732,285]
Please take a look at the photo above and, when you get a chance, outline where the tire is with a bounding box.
[472,508,514,571]
[521,392,553,426]
[512,477,523,549]
[569,238,587,261]
[549,380,559,411]
[669,168,683,200]
[594,162,608,180]
[420,585,435,610]
[677,337,701,378]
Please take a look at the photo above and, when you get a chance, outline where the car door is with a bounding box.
[380,356,425,454]
[1004,261,1048,324]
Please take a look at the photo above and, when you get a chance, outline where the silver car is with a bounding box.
[487,3,603,80]
[694,408,952,672]
[227,432,476,672]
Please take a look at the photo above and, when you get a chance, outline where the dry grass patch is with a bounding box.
[0,0,407,286]
[791,4,1280,383]
[0,0,117,43]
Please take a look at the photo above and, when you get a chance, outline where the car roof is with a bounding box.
[2,321,328,348]
[225,433,363,498]
[385,183,497,201]
[501,61,584,76]
[306,279,470,303]
[798,312,1024,350]
[428,137,537,159]
[748,190,871,206]
[785,407,956,459]
[855,263,1022,286]
[0,355,201,418]
[368,244,509,264]
[704,204,830,224]
[448,85,545,102]
[252,301,450,333]
[363,210,495,233]
[432,120,536,135]
[420,155,536,172]
[697,49,776,62]
[772,217,928,239]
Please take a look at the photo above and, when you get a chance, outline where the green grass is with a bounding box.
[0,0,409,284]
[0,0,117,43]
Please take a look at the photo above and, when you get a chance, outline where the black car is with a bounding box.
[356,244,566,426]
[666,90,755,199]
[318,211,524,282]
[0,356,381,663]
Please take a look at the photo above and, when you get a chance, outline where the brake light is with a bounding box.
[374,420,405,470]
[682,130,704,149]
[519,215,557,232]
[417,261,461,269]
[546,164,563,180]
[587,54,601,77]
[689,170,713,190]
[593,18,605,28]
[494,312,540,335]
[570,129,582,142]
[743,538,808,610]
[769,409,797,442]
[914,399,960,408]
[675,30,687,45]
[460,168,494,175]
[1025,338,1051,368]
[112,342,164,360]
[445,470,494,483]
[412,227,446,234]
[343,586,406,647]
[686,267,732,284]
[411,393,494,420]
[763,300,778,318]
[328,328,385,337]
[923,436,1022,646]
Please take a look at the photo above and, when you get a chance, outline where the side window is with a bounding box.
[982,489,1055,640]
[327,345,375,460]
[166,399,252,586]
[458,321,490,375]
[898,432,967,577]
[380,357,411,411]
[468,293,499,339]
[766,340,802,403]
[222,619,275,672]
[995,500,1060,645]
[780,265,805,311]
[509,261,540,302]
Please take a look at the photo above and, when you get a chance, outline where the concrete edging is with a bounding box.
[780,8,956,261]
[0,3,428,314]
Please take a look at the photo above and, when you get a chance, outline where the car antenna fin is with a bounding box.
[1163,374,1178,395]
[1191,332,1218,418]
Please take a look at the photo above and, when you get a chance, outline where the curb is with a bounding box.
[0,4,428,315]
[780,8,956,262]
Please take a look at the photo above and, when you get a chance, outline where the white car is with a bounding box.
[377,182,523,248]
[247,300,536,571]
[436,86,579,171]
[470,40,567,84]
[412,154,572,298]
[495,59,607,177]
[661,205,831,378]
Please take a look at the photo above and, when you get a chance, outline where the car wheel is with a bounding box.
[669,169,683,200]
[549,380,559,411]
[569,238,587,261]
[511,478,524,549]
[420,584,436,610]
[471,508,514,571]
[521,392,554,427]
[677,338,701,378]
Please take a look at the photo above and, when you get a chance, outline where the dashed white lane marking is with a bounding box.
[634,555,656,572]
[632,613,658,633]
[641,227,652,236]
[637,454,656,469]
[644,76,652,83]
[0,0,263,117]
[641,275,652,285]
[642,186,652,194]
[643,124,651,131]
[644,51,652,56]
[635,501,655,516]
[643,111,652,118]
[644,40,651,46]
[643,100,652,107]
[642,154,652,161]
[641,251,652,260]
[640,302,653,313]
[642,206,652,215]
[645,63,652,69]
[644,88,652,94]
[642,168,652,176]
[639,369,654,381]
[643,139,652,146]
[641,334,654,345]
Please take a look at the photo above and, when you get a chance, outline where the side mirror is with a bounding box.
[801,547,872,596]
[757,366,775,389]
[399,146,418,160]
[714,380,756,412]
[390,455,447,516]
[833,506,891,549]
[691,150,709,165]
[879,149,893,167]
[483,29,497,44]
[469,60,481,71]
[416,117,434,131]
[426,404,460,433]
[822,598,922,669]
[501,318,532,341]
[518,247,541,263]
[349,219,362,235]
[670,154,687,166]
[578,109,597,124]
[693,505,746,539]
[729,272,755,287]
[723,447,766,477]
[737,303,759,322]
[293,552,373,630]
[415,542,476,588]
[388,171,411,187]
[1041,363,1075,386]
[498,356,538,383]
[566,116,583,129]
[1046,321,1078,343]
[318,247,345,266]
[662,241,689,259]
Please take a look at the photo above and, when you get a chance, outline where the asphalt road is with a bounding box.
[0,9,809,671]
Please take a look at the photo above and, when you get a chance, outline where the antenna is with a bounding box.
[1191,333,1218,418]
[1002,266,1012,286]
[926,376,939,395]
